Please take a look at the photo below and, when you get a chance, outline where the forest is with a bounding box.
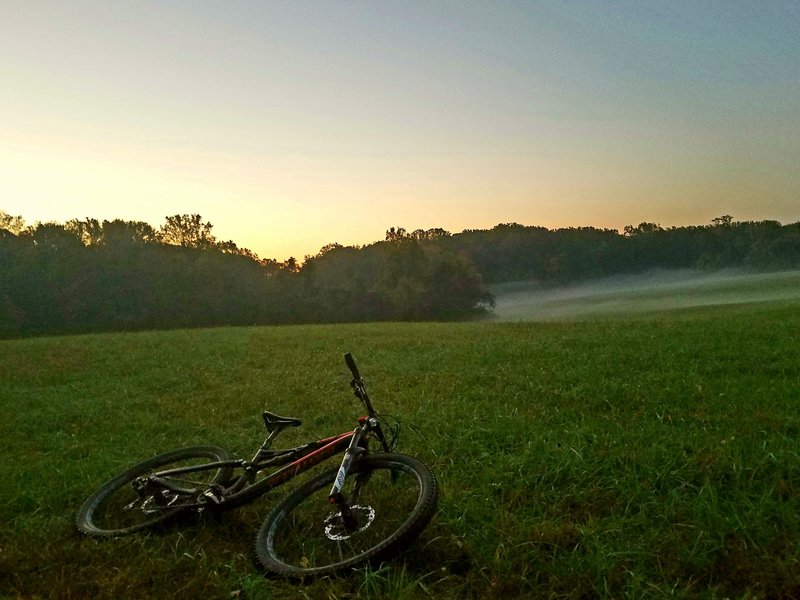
[1,211,798,337]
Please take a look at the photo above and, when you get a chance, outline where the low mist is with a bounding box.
[490,269,800,321]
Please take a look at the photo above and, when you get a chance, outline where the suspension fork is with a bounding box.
[329,425,366,504]
[329,419,382,530]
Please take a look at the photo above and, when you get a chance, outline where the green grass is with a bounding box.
[2,299,799,598]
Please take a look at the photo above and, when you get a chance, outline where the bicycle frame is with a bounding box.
[144,416,382,512]
[139,352,391,513]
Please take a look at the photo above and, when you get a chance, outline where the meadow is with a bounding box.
[1,273,799,599]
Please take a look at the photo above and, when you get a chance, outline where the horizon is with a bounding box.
[3,2,798,261]
[3,208,797,263]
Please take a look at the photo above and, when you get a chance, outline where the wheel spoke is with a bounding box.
[76,446,232,536]
[255,454,437,576]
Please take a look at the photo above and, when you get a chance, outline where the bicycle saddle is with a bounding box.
[262,411,302,432]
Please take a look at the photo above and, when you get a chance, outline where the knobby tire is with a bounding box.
[76,445,232,537]
[254,453,438,577]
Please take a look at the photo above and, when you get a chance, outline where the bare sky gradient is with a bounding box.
[2,1,798,260]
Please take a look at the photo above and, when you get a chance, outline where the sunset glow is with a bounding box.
[2,1,798,260]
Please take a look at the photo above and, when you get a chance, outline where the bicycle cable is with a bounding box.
[376,412,400,452]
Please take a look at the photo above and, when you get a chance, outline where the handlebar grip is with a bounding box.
[344,352,361,380]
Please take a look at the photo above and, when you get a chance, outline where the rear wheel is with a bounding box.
[76,445,232,536]
[255,453,438,577]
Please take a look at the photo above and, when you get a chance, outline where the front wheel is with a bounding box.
[255,453,438,577]
[76,445,233,537]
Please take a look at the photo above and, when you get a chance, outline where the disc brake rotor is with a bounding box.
[323,505,376,541]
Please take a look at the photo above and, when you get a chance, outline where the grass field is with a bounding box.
[2,274,799,599]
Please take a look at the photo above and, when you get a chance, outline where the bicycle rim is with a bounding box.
[256,454,436,576]
[78,446,231,536]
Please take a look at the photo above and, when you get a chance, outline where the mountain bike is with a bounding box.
[76,353,438,577]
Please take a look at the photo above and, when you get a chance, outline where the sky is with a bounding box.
[2,1,799,260]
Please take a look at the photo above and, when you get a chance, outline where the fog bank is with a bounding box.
[490,269,800,321]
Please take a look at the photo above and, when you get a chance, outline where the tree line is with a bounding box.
[1,211,798,337]
[438,216,800,285]
[0,213,491,337]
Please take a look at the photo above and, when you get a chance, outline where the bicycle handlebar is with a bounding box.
[343,352,389,450]
[344,352,361,381]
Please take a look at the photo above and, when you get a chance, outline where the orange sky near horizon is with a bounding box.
[2,2,798,261]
